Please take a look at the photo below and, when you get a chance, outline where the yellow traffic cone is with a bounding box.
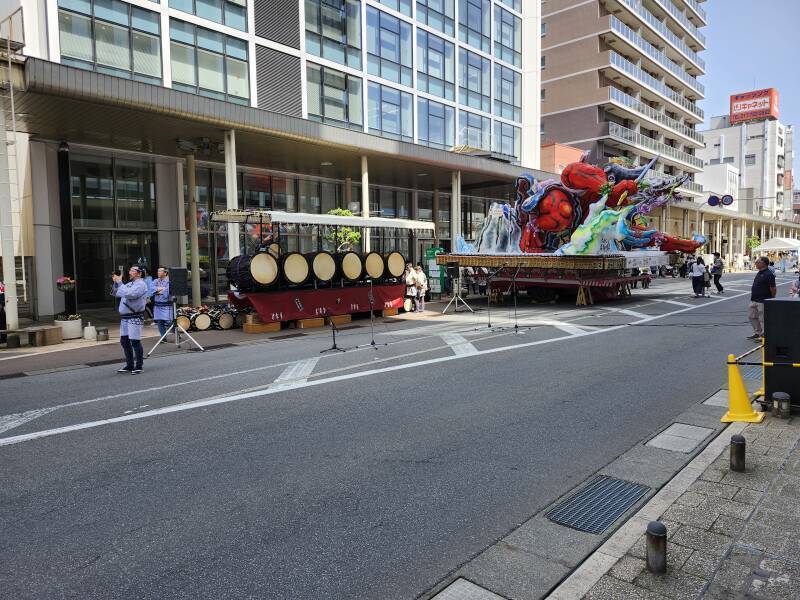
[721,354,765,423]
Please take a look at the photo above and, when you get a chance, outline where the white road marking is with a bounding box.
[270,358,319,391]
[656,299,694,308]
[440,333,478,356]
[0,407,58,435]
[537,319,590,335]
[1,285,787,448]
[595,306,650,320]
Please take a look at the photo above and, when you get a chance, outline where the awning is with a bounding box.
[210,209,435,231]
[752,238,800,252]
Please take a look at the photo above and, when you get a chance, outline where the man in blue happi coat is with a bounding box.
[111,265,148,374]
[152,267,173,339]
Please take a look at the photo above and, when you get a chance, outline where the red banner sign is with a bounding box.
[231,284,405,323]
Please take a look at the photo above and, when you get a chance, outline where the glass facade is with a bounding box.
[168,0,246,32]
[367,6,413,86]
[307,63,364,130]
[494,63,521,121]
[305,0,362,69]
[378,0,412,16]
[417,29,455,101]
[458,0,490,53]
[368,82,414,142]
[459,110,490,151]
[494,5,521,67]
[169,19,249,103]
[459,47,490,113]
[416,0,455,36]
[418,98,454,149]
[494,120,520,158]
[58,0,162,83]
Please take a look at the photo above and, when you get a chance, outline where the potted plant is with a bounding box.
[56,275,76,292]
[55,313,83,339]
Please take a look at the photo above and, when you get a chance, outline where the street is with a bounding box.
[0,274,789,599]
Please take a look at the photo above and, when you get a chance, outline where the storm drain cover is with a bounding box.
[547,475,649,534]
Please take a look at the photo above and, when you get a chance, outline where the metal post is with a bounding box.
[646,521,667,574]
[224,129,240,258]
[187,154,201,307]
[433,190,440,243]
[0,81,17,330]
[730,434,746,472]
[361,155,370,252]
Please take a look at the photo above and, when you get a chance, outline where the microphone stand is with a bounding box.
[320,309,346,354]
[356,279,388,350]
[476,264,507,331]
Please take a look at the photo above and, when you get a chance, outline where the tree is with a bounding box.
[746,235,761,251]
[324,208,362,252]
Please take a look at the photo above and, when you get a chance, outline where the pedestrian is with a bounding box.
[404,262,417,311]
[414,264,428,312]
[0,279,6,344]
[690,256,707,298]
[711,252,725,294]
[678,258,687,278]
[748,256,777,340]
[768,261,776,274]
[112,265,148,374]
[152,267,173,339]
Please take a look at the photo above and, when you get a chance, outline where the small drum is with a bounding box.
[386,252,406,279]
[191,312,212,331]
[340,251,363,282]
[403,297,413,312]
[282,252,311,286]
[176,314,191,331]
[311,251,337,283]
[364,252,385,280]
[217,311,235,330]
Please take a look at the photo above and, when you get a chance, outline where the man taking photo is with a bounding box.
[748,256,776,340]
[111,265,148,374]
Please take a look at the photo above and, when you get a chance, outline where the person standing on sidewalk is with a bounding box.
[111,265,148,374]
[0,280,6,344]
[404,262,417,312]
[748,256,777,340]
[690,256,707,298]
[711,252,725,294]
[414,264,428,312]
[152,267,172,339]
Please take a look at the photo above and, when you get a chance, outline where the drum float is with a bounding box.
[191,311,212,331]
[339,251,363,282]
[227,254,254,291]
[311,251,337,283]
[364,252,385,280]
[282,252,311,286]
[227,253,279,291]
[385,252,406,279]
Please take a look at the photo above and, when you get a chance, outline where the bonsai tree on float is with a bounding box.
[324,209,362,252]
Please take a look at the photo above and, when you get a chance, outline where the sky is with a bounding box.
[701,0,800,174]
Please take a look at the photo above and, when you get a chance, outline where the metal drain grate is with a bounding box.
[547,475,649,534]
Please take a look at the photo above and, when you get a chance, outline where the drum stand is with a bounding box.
[442,276,474,314]
[146,300,205,357]
[356,280,388,350]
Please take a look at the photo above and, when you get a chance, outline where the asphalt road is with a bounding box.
[0,275,787,599]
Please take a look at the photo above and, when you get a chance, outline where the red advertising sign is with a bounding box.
[232,284,406,323]
[730,88,779,124]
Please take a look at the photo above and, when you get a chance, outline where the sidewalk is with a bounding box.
[552,411,800,600]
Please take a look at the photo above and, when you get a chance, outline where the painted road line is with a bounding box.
[0,407,59,435]
[595,306,650,320]
[440,333,479,356]
[270,358,320,391]
[657,299,694,308]
[538,320,590,336]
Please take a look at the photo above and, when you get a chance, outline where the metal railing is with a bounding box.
[652,0,705,44]
[681,0,707,23]
[608,122,703,168]
[643,168,703,193]
[610,16,704,95]
[609,87,703,144]
[618,0,704,70]
[609,52,703,120]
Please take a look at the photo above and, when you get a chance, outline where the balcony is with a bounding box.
[610,16,704,96]
[651,0,706,45]
[617,0,704,71]
[609,87,703,145]
[681,0,707,24]
[609,52,704,120]
[607,121,703,169]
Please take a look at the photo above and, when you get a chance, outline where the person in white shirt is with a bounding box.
[414,264,428,312]
[404,263,417,311]
[691,256,708,298]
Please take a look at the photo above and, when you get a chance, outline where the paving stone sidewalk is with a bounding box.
[584,414,800,599]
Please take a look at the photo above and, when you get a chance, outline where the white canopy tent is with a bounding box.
[210,209,435,232]
[752,238,800,252]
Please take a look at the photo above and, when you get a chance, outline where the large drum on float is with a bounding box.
[364,252,385,280]
[227,252,279,291]
[385,252,406,279]
[311,251,337,283]
[282,252,311,286]
[339,251,363,282]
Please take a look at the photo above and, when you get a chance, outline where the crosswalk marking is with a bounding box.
[440,333,479,356]
[270,358,320,391]
[657,299,693,308]
[595,306,649,320]
[537,319,590,335]
[0,407,59,435]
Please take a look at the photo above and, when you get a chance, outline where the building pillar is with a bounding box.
[450,171,461,243]
[224,129,240,258]
[433,190,440,244]
[344,177,352,212]
[727,219,734,264]
[361,155,370,251]
[715,219,722,253]
[187,154,201,307]
[0,96,17,329]
[739,220,746,259]
[682,209,689,237]
[176,162,187,272]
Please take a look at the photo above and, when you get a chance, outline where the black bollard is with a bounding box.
[646,521,667,574]
[730,434,746,472]
[773,392,791,419]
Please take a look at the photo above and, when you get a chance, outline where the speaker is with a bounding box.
[169,267,189,297]
[764,298,800,411]
[446,261,459,279]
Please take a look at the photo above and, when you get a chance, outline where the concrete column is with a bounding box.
[224,129,241,258]
[450,171,461,243]
[715,220,722,253]
[0,91,17,330]
[682,209,689,237]
[433,190,440,243]
[176,162,187,270]
[344,177,352,211]
[187,154,201,307]
[361,155,370,251]
[739,221,746,258]
[727,219,734,264]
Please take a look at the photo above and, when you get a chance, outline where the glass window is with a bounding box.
[494,120,521,159]
[459,110,490,150]
[94,0,128,26]
[169,0,247,31]
[197,27,224,53]
[59,0,92,15]
[416,0,454,37]
[307,63,364,131]
[196,0,223,23]
[71,155,115,228]
[299,179,321,213]
[368,82,413,142]
[494,63,521,122]
[59,11,94,64]
[458,47,490,113]
[495,5,521,67]
[418,97,454,149]
[171,42,196,85]
[132,31,161,81]
[226,57,249,99]
[272,177,297,212]
[417,29,454,101]
[116,159,156,229]
[367,6,412,86]
[321,182,341,213]
[225,1,246,30]
[499,0,520,10]
[305,0,361,69]
[378,0,411,16]
[198,49,225,94]
[243,173,270,209]
[458,0,489,52]
[131,7,159,34]
[169,0,193,12]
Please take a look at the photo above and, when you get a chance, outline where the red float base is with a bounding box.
[230,284,405,323]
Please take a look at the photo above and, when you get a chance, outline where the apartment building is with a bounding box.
[0,0,544,321]
[540,0,706,198]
